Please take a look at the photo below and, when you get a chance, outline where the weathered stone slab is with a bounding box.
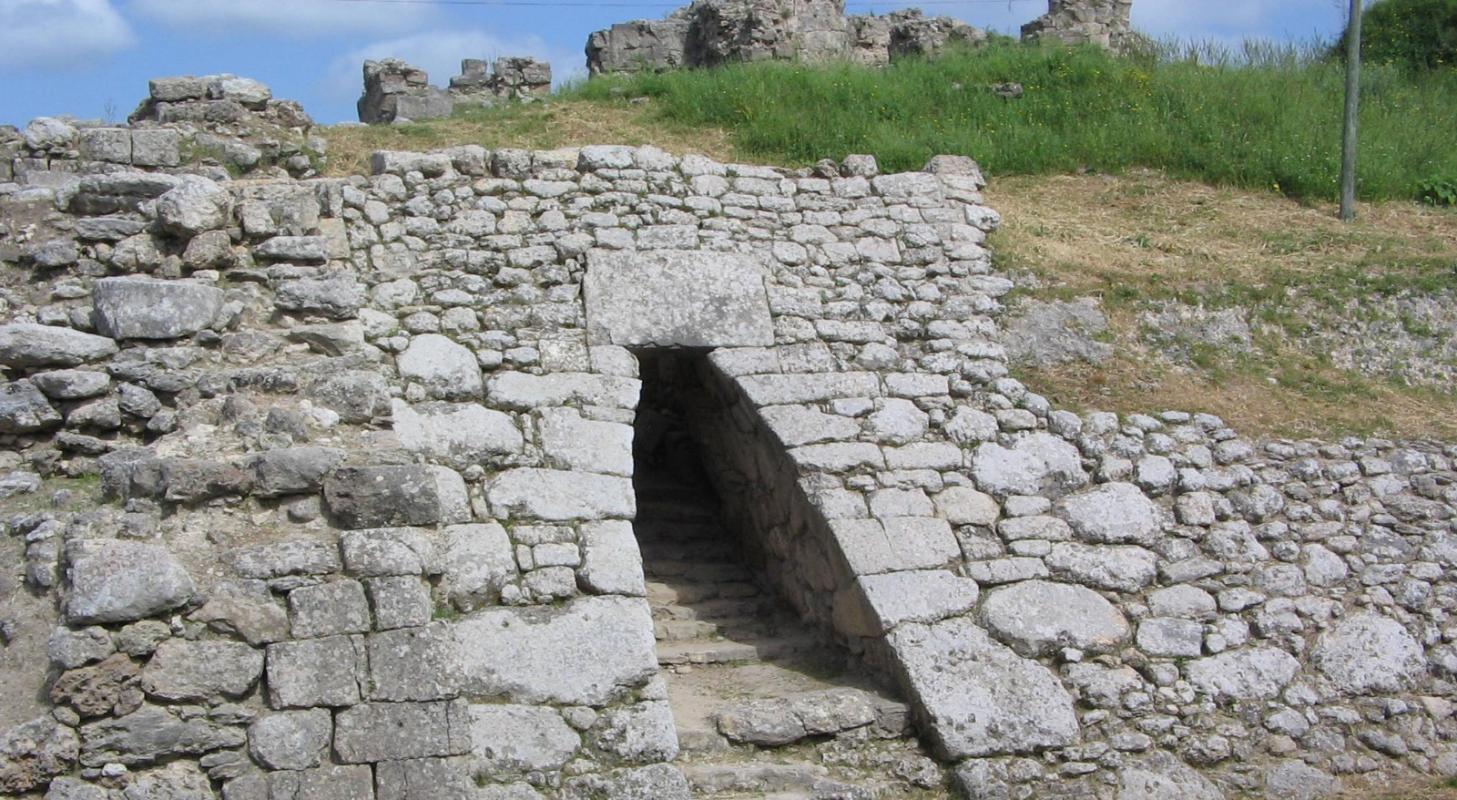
[230,539,340,579]
[441,523,517,608]
[540,407,633,476]
[578,520,646,597]
[64,540,197,625]
[324,465,471,529]
[0,380,61,433]
[585,249,773,347]
[486,372,641,410]
[397,334,483,400]
[1045,542,1158,592]
[828,517,959,575]
[341,527,442,576]
[735,372,880,405]
[140,639,264,701]
[265,635,365,708]
[1313,611,1425,694]
[887,616,1078,759]
[487,469,635,521]
[834,569,979,635]
[334,700,471,763]
[1055,481,1162,545]
[1116,751,1224,800]
[91,277,224,340]
[453,596,657,705]
[1186,647,1300,701]
[0,323,118,368]
[0,716,78,793]
[971,432,1088,497]
[267,764,374,800]
[249,447,346,498]
[591,701,678,763]
[248,709,332,770]
[469,705,580,773]
[980,580,1130,656]
[79,704,244,766]
[288,580,371,638]
[393,400,523,467]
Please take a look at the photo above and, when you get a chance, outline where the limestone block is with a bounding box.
[1115,752,1223,800]
[288,580,371,638]
[393,400,522,467]
[736,372,880,405]
[265,635,365,708]
[397,334,483,400]
[578,520,647,597]
[248,709,331,770]
[366,623,460,702]
[0,380,61,434]
[887,617,1079,759]
[980,580,1129,656]
[140,639,264,702]
[367,576,433,629]
[441,523,517,608]
[155,177,231,237]
[91,277,224,340]
[275,274,366,320]
[828,517,959,575]
[324,465,471,529]
[1054,481,1162,545]
[453,596,658,705]
[759,405,860,447]
[1135,617,1204,658]
[487,468,635,521]
[266,764,374,800]
[230,539,340,579]
[560,764,691,800]
[341,527,442,577]
[1147,585,1218,620]
[130,129,181,167]
[78,705,244,766]
[469,705,580,773]
[487,372,641,410]
[189,580,289,645]
[1045,542,1157,592]
[590,701,678,763]
[64,539,197,625]
[971,432,1089,497]
[834,569,979,635]
[334,700,471,763]
[31,370,111,401]
[1185,647,1300,701]
[1313,612,1425,694]
[0,323,118,368]
[584,249,774,347]
[78,128,131,163]
[540,407,633,476]
[249,447,346,498]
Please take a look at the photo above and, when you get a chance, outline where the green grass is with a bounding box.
[566,41,1457,203]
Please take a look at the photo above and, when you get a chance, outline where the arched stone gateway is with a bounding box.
[1,125,1455,800]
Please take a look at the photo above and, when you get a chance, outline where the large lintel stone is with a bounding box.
[584,249,774,347]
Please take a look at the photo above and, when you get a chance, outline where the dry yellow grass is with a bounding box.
[320,98,739,178]
[986,170,1457,441]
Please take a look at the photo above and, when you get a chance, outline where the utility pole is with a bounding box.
[1339,0,1362,221]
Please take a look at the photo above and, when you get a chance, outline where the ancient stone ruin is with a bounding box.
[2,72,1457,800]
[1021,0,1139,52]
[3,76,323,188]
[586,0,988,74]
[357,58,552,125]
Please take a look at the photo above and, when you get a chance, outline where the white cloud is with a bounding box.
[321,29,585,120]
[131,0,434,38]
[0,0,134,69]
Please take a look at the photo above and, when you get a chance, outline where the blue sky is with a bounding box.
[1,0,1352,128]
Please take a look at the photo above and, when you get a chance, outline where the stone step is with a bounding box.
[654,612,798,642]
[681,762,830,795]
[657,635,821,666]
[654,597,772,623]
[646,579,763,606]
[644,561,754,584]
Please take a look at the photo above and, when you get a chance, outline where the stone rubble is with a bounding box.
[0,78,1454,800]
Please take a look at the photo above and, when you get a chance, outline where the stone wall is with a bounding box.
[1,112,1456,800]
[586,0,986,74]
[358,58,552,125]
[1021,0,1140,53]
[3,77,323,187]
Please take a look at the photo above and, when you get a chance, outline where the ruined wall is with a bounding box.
[1,101,1456,800]
[357,58,551,125]
[586,0,986,74]
[1021,0,1139,53]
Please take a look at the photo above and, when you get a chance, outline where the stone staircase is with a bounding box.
[633,465,949,799]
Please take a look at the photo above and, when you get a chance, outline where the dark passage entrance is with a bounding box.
[631,351,941,796]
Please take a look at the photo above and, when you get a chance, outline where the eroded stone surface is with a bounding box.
[980,579,1130,656]
[585,249,774,347]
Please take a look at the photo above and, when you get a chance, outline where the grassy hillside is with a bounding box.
[568,42,1457,203]
[319,42,1457,441]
